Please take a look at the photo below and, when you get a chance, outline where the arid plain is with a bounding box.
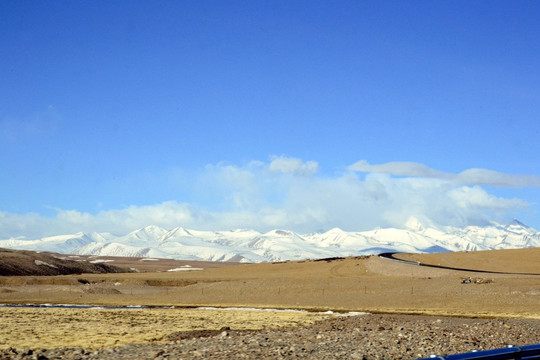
[1,248,540,351]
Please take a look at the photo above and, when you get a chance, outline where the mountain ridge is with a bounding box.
[1,219,538,263]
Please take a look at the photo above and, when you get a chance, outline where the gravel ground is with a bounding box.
[2,314,540,360]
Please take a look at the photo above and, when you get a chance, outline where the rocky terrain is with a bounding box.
[3,313,540,359]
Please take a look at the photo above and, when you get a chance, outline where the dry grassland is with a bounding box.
[1,252,540,318]
[0,307,323,350]
[396,247,540,274]
[1,249,540,350]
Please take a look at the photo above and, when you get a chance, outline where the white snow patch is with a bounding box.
[195,307,369,316]
[34,260,58,268]
[321,311,369,317]
[140,258,159,261]
[167,267,203,272]
[196,307,309,313]
[89,259,114,264]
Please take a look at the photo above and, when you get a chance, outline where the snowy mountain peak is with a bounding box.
[142,225,168,232]
[43,232,85,240]
[127,225,167,239]
[1,220,539,263]
[165,227,193,238]
[264,229,295,237]
[507,219,530,229]
[325,227,346,234]
[505,219,534,235]
[405,217,424,232]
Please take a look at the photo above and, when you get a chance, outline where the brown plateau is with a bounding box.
[1,247,540,354]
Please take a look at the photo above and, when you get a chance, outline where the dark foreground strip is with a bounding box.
[418,343,540,360]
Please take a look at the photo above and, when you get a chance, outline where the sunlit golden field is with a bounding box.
[0,307,324,350]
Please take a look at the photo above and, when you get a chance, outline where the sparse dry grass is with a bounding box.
[0,307,323,350]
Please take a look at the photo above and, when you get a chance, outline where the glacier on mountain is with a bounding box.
[0,219,538,263]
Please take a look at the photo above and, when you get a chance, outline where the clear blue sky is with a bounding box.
[1,1,540,237]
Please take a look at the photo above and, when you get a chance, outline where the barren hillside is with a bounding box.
[0,248,131,276]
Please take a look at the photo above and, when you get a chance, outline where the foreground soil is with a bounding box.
[2,313,540,359]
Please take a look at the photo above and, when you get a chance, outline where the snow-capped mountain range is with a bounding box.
[1,219,539,263]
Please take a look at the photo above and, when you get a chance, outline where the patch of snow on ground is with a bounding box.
[34,260,58,268]
[322,311,369,317]
[196,307,309,313]
[89,259,114,264]
[140,258,159,261]
[167,267,203,271]
[196,307,370,316]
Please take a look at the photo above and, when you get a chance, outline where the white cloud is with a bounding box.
[268,156,319,176]
[349,160,448,179]
[447,186,526,211]
[0,203,197,239]
[458,168,540,187]
[0,157,533,239]
[349,160,540,188]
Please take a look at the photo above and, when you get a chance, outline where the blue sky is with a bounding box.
[1,1,540,238]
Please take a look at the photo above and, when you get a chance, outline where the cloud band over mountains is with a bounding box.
[0,157,536,239]
[349,160,540,188]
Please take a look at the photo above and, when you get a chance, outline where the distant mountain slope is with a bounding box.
[0,219,538,263]
[0,248,132,276]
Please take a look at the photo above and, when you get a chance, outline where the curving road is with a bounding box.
[378,252,540,276]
